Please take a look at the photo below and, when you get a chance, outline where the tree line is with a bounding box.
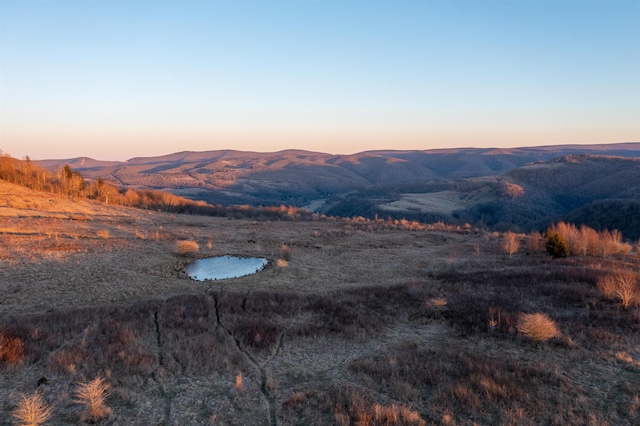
[0,152,314,221]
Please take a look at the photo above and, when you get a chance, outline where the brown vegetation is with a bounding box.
[1,181,639,424]
[0,331,25,367]
[174,239,200,256]
[516,312,560,342]
[548,221,632,257]
[501,231,520,256]
[11,391,53,426]
[75,376,111,422]
[598,271,639,308]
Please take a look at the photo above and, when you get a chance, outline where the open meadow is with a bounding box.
[1,181,639,425]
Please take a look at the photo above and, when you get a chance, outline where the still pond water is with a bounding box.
[185,256,268,281]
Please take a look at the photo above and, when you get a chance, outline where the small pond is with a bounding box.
[185,256,268,281]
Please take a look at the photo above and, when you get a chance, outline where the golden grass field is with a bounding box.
[1,180,639,425]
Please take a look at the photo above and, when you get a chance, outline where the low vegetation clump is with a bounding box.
[501,231,520,256]
[12,391,53,426]
[74,376,111,422]
[0,331,25,366]
[598,271,639,308]
[547,221,633,257]
[174,239,199,256]
[516,312,560,342]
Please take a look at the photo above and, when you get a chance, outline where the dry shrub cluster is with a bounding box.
[501,231,520,256]
[547,221,632,257]
[75,376,111,422]
[12,391,53,426]
[96,229,110,239]
[516,312,560,342]
[283,385,425,426]
[174,239,199,256]
[0,330,25,366]
[597,271,639,308]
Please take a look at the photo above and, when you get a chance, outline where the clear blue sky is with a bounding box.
[1,0,639,160]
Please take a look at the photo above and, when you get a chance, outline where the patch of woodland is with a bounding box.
[566,199,640,240]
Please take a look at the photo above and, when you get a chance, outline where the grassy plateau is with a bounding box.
[1,180,639,425]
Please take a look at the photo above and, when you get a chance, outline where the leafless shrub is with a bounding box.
[597,271,639,309]
[75,376,111,422]
[12,391,53,426]
[174,239,199,256]
[501,231,520,256]
[96,229,109,239]
[0,331,25,367]
[516,312,560,342]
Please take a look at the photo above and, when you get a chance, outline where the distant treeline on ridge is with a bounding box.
[0,152,313,221]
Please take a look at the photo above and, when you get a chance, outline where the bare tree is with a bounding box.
[501,231,520,257]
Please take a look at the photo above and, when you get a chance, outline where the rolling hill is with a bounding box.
[328,155,640,239]
[39,143,640,206]
[38,143,640,238]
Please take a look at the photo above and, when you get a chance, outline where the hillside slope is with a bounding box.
[39,143,640,206]
[326,155,640,239]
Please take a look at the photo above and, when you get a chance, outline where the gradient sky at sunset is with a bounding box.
[1,0,639,160]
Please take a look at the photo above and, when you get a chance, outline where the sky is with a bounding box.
[1,0,639,161]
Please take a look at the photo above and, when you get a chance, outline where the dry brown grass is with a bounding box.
[2,181,640,424]
[12,391,53,426]
[174,239,199,256]
[0,331,25,366]
[516,312,560,342]
[96,229,110,239]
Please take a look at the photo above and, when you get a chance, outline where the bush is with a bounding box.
[545,232,568,259]
[75,376,111,422]
[516,312,560,342]
[0,331,25,366]
[174,240,199,256]
[597,271,639,309]
[501,231,520,256]
[12,391,53,426]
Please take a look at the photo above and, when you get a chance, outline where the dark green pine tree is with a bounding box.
[545,232,569,259]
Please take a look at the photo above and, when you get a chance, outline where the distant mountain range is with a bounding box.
[39,143,640,238]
